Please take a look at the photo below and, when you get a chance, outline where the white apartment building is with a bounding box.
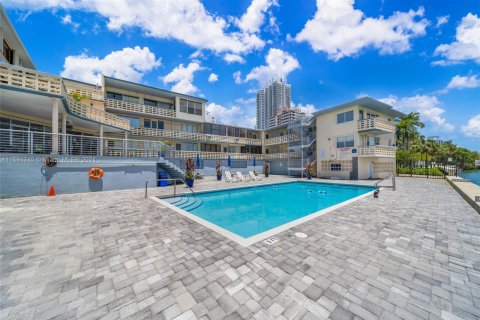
[256,78,291,130]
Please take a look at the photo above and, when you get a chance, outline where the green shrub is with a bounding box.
[397,167,443,176]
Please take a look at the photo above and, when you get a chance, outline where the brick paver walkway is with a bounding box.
[1,178,479,320]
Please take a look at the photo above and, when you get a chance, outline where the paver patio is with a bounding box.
[1,177,479,320]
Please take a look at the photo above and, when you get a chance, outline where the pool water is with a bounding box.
[163,182,376,238]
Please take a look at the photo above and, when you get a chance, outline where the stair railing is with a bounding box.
[145,178,195,198]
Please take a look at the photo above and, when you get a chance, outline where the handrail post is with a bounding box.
[174,180,176,196]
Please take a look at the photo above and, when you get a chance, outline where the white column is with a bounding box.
[99,125,104,156]
[51,99,59,154]
[61,113,67,154]
[124,131,128,156]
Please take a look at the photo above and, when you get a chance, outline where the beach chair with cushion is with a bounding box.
[236,171,251,182]
[249,171,262,181]
[225,171,239,183]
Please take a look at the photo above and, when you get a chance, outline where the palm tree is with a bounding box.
[396,112,425,150]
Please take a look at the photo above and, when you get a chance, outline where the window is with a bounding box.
[143,119,164,129]
[144,119,151,128]
[331,163,342,171]
[3,40,14,64]
[367,137,380,146]
[336,136,354,148]
[367,113,378,119]
[180,99,202,115]
[144,99,157,107]
[107,92,123,101]
[336,110,354,124]
[123,95,139,104]
[119,116,140,127]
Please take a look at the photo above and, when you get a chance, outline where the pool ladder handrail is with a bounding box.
[145,178,196,198]
[374,172,396,191]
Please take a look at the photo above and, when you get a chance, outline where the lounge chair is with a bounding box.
[225,171,239,183]
[236,171,251,182]
[249,171,262,181]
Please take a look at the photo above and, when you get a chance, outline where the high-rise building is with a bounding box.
[256,78,291,130]
[268,107,306,128]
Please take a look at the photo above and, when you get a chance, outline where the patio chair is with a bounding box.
[236,171,251,182]
[249,171,262,181]
[225,171,239,183]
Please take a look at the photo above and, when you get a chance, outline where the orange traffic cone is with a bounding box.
[48,186,55,196]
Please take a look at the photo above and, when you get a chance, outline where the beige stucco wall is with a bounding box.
[315,105,396,179]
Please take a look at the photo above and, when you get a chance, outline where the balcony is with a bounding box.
[357,118,395,134]
[105,98,176,118]
[264,134,298,146]
[65,82,104,101]
[131,127,262,146]
[0,64,130,131]
[358,145,396,157]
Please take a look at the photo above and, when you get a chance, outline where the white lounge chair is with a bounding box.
[236,171,251,182]
[225,171,239,183]
[249,171,262,181]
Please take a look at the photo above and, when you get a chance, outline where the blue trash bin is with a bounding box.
[158,171,168,187]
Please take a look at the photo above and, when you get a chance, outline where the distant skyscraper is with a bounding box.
[256,78,291,130]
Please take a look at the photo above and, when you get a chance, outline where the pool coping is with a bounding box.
[150,180,377,247]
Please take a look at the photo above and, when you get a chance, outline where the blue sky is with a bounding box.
[4,0,480,150]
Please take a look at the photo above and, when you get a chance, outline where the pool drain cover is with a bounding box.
[263,237,279,245]
[295,232,308,239]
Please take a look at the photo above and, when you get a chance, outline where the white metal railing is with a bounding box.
[105,98,177,118]
[0,63,130,130]
[131,127,262,146]
[358,145,396,157]
[0,129,296,160]
[358,118,395,132]
[264,134,297,146]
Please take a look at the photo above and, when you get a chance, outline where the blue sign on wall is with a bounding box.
[352,148,357,154]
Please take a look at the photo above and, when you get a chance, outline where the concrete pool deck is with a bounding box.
[1,177,479,320]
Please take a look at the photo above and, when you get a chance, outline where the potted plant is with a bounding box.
[215,160,222,181]
[305,162,315,180]
[184,158,195,187]
[263,162,270,177]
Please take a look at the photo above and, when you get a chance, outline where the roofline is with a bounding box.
[103,76,208,102]
[0,3,36,69]
[312,96,405,118]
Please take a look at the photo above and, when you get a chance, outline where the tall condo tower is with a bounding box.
[256,78,291,130]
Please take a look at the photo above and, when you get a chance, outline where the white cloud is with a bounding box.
[60,46,160,84]
[446,74,480,90]
[235,97,256,105]
[206,103,256,128]
[380,95,455,132]
[223,53,246,64]
[461,114,480,137]
[233,71,243,84]
[61,14,80,31]
[244,48,300,86]
[4,0,266,57]
[294,0,428,61]
[434,13,480,65]
[435,15,449,29]
[162,62,204,95]
[208,73,218,83]
[236,0,278,33]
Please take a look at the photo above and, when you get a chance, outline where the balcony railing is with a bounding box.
[357,118,395,133]
[105,98,177,118]
[0,63,62,95]
[64,94,130,130]
[358,145,396,157]
[0,129,295,160]
[0,63,130,130]
[131,127,262,146]
[64,83,104,101]
[264,134,297,146]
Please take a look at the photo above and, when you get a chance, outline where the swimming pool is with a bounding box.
[155,181,376,246]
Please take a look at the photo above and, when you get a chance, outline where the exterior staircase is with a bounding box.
[158,157,184,180]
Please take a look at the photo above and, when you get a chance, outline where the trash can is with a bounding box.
[157,171,168,187]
